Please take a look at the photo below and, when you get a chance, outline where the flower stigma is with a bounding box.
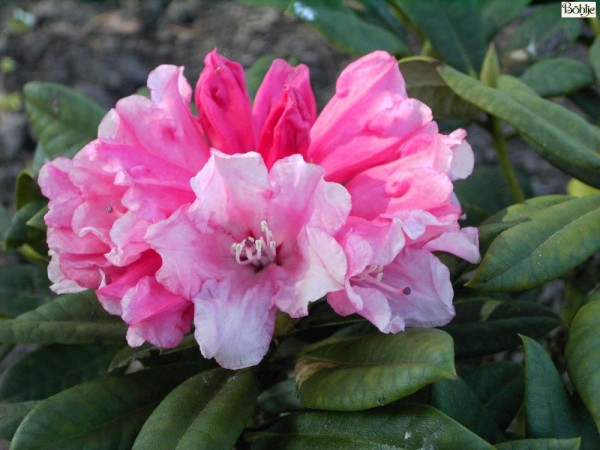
[357,264,411,296]
[231,220,277,268]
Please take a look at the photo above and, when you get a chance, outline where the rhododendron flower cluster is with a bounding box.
[39,49,479,369]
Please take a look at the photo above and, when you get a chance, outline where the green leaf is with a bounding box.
[591,36,600,82]
[480,44,500,87]
[0,401,38,440]
[443,297,560,358]
[15,169,44,210]
[133,368,257,450]
[431,378,504,442]
[477,0,532,40]
[304,0,408,55]
[495,438,582,450]
[2,200,48,262]
[296,329,456,411]
[454,165,532,227]
[250,405,494,449]
[505,4,582,55]
[520,58,594,97]
[0,290,126,345]
[0,264,51,317]
[0,204,10,240]
[439,67,600,188]
[258,378,303,414]
[23,82,105,160]
[392,0,487,74]
[469,194,600,290]
[398,57,481,119]
[10,364,202,450]
[566,300,600,434]
[462,361,524,430]
[0,344,119,402]
[521,335,581,439]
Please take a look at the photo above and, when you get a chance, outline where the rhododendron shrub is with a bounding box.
[6,2,599,446]
[37,49,478,369]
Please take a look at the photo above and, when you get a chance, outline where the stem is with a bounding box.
[490,116,525,203]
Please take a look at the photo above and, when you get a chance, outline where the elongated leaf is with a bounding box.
[15,169,44,210]
[566,300,600,433]
[443,297,560,358]
[296,329,456,411]
[0,401,38,440]
[0,290,126,345]
[251,405,494,449]
[399,57,481,119]
[0,344,119,402]
[469,194,600,290]
[462,361,524,430]
[10,364,202,450]
[522,335,581,439]
[392,0,486,74]
[3,200,48,256]
[431,378,504,442]
[23,82,105,160]
[495,438,582,450]
[591,36,600,82]
[477,0,532,40]
[0,264,51,317]
[258,378,303,414]
[521,58,593,97]
[505,4,581,55]
[439,67,600,188]
[133,368,257,450]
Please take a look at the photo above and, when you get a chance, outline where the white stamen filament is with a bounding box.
[232,221,277,268]
[356,265,411,296]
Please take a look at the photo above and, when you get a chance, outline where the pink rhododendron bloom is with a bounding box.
[40,47,479,370]
[146,151,349,369]
[306,51,479,333]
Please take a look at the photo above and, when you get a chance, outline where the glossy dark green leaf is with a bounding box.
[505,4,581,55]
[0,344,118,402]
[257,378,303,414]
[3,200,48,257]
[133,368,257,450]
[443,297,560,358]
[454,165,532,227]
[392,0,486,74]
[431,378,504,442]
[0,401,38,440]
[566,300,600,433]
[462,361,524,430]
[243,0,407,55]
[10,364,202,450]
[251,405,494,449]
[23,81,105,160]
[15,169,44,210]
[495,438,581,450]
[0,264,51,317]
[469,194,600,290]
[0,290,126,345]
[520,58,593,97]
[477,0,532,40]
[296,329,456,411]
[591,36,600,82]
[522,335,581,439]
[439,67,600,188]
[399,57,481,119]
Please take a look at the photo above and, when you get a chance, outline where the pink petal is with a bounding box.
[122,276,193,348]
[195,49,255,153]
[424,227,480,264]
[194,277,276,369]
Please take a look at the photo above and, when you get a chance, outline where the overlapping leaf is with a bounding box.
[251,405,494,449]
[133,368,257,450]
[296,329,456,410]
[520,58,593,97]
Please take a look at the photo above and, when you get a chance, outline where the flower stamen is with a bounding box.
[232,220,277,268]
[356,265,411,296]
